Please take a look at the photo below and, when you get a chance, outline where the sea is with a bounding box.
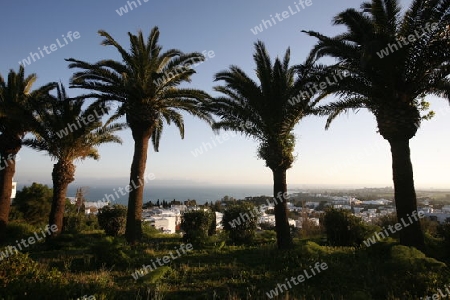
[65,184,278,206]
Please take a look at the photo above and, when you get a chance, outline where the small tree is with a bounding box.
[208,211,217,236]
[75,187,88,215]
[11,183,52,226]
[97,205,127,236]
[222,202,260,245]
[323,208,371,247]
[181,210,213,245]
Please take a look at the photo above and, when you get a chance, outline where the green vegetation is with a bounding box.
[180,209,214,247]
[0,222,449,299]
[10,183,52,226]
[323,208,375,247]
[0,0,449,298]
[222,201,260,245]
[97,205,127,236]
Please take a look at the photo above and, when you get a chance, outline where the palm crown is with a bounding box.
[25,84,124,162]
[304,0,450,136]
[66,26,212,151]
[0,66,55,149]
[210,41,318,171]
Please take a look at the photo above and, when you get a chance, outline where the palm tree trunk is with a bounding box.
[389,138,425,250]
[0,152,17,242]
[48,161,75,239]
[125,128,152,244]
[273,168,293,249]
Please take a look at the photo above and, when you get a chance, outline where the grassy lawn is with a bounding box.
[0,225,449,300]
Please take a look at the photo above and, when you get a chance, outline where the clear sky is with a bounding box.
[1,0,449,189]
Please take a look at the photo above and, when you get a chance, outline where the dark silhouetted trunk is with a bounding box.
[389,138,425,250]
[273,168,293,249]
[0,153,17,242]
[48,161,75,239]
[125,127,152,244]
[0,133,21,243]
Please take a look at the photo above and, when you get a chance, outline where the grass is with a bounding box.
[0,228,449,299]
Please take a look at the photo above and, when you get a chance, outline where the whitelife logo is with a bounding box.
[250,0,313,35]
[376,22,438,59]
[131,243,193,280]
[266,262,328,298]
[115,0,149,16]
[18,31,81,67]
[55,107,108,139]
[0,225,58,261]
[100,172,156,203]
[363,210,425,247]
[227,191,289,228]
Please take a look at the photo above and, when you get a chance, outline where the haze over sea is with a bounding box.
[65,184,275,206]
[57,182,400,206]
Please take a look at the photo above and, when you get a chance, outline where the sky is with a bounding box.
[1,0,449,190]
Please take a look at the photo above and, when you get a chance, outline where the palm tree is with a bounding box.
[65,27,212,244]
[24,84,123,238]
[303,0,450,249]
[0,66,55,241]
[208,41,319,249]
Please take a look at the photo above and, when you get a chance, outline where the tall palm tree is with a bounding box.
[24,84,123,238]
[303,0,450,249]
[0,66,55,241]
[66,27,213,244]
[208,41,319,249]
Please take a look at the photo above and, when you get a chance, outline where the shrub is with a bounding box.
[11,182,53,226]
[64,213,100,234]
[4,221,39,246]
[181,210,213,246]
[97,205,127,236]
[208,211,217,236]
[323,208,372,247]
[0,252,66,298]
[375,213,400,239]
[437,223,450,254]
[222,202,260,245]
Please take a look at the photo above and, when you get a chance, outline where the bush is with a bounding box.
[181,210,214,246]
[375,213,400,239]
[222,202,260,245]
[323,208,372,247]
[10,182,53,226]
[4,221,39,246]
[0,252,66,298]
[437,223,450,254]
[97,205,127,236]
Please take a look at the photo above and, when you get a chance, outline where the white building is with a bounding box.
[259,213,276,226]
[442,205,450,213]
[147,216,177,234]
[11,181,16,199]
[84,201,110,214]
[215,212,223,230]
[362,199,392,206]
[422,212,450,224]
[142,208,182,234]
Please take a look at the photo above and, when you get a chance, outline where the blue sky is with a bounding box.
[1,0,449,189]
